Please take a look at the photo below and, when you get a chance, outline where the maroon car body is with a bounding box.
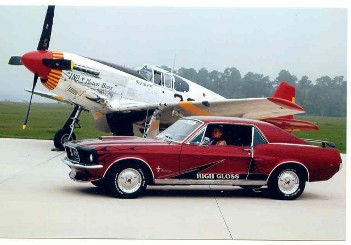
[62,116,342,200]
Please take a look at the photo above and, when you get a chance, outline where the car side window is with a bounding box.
[252,127,267,146]
[188,128,205,145]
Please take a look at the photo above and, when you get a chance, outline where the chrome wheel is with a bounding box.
[277,170,300,195]
[268,166,306,200]
[116,168,142,194]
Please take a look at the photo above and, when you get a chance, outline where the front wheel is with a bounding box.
[268,167,305,200]
[53,129,76,150]
[91,179,107,189]
[107,165,147,199]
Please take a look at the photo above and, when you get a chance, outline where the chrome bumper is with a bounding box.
[61,157,103,169]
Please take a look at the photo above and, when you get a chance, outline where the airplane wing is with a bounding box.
[116,94,312,131]
[24,89,71,104]
[25,89,114,133]
[117,82,318,132]
[151,97,305,125]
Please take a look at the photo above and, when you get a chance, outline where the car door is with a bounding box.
[178,124,253,181]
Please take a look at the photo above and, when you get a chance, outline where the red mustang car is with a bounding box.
[62,116,342,200]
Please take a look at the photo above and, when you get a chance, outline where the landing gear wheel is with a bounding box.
[53,129,76,151]
[107,165,147,199]
[268,168,305,200]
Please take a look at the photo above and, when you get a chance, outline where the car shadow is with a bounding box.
[66,184,272,199]
[62,184,332,201]
[144,187,270,199]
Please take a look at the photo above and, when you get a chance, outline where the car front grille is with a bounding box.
[66,146,80,163]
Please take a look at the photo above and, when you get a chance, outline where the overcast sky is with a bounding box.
[0,2,347,102]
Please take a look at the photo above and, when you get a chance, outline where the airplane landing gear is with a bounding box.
[53,105,82,151]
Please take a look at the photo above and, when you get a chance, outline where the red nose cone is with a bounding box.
[21,51,53,79]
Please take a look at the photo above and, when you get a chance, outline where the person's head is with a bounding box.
[212,126,224,139]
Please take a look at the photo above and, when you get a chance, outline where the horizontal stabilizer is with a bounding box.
[263,117,319,132]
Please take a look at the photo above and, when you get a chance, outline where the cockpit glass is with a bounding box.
[164,74,173,88]
[138,66,153,82]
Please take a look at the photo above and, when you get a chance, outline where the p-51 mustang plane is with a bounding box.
[8,6,318,150]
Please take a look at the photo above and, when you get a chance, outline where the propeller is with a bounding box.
[37,5,55,51]
[42,58,74,70]
[23,74,39,129]
[8,56,23,65]
[21,5,55,129]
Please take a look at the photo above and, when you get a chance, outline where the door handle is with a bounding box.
[243,148,252,152]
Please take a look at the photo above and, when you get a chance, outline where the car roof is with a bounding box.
[185,116,308,145]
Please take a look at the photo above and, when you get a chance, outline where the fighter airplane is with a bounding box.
[8,6,318,150]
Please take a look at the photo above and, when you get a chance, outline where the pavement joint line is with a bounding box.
[37,151,65,165]
[209,185,234,240]
[0,152,64,185]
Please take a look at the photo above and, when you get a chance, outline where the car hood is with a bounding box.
[67,136,176,148]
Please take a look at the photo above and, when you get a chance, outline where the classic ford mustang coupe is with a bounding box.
[62,116,342,200]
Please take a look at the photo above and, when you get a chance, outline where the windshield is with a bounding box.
[156,119,202,142]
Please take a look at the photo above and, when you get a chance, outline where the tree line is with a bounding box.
[161,66,347,117]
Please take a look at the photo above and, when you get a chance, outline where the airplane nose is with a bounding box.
[21,50,53,79]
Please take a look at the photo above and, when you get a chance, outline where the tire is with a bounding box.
[107,165,147,199]
[268,167,306,200]
[54,129,76,150]
[91,179,106,189]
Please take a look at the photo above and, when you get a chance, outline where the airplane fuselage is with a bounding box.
[40,52,225,115]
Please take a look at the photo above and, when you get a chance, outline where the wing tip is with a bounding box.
[267,97,305,112]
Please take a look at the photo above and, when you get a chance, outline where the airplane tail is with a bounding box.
[263,82,319,131]
[272,81,296,103]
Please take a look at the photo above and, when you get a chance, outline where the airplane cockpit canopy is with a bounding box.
[136,65,189,92]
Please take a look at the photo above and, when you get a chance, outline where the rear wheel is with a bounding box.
[107,165,147,199]
[268,167,305,200]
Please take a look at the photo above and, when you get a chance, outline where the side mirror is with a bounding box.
[201,137,211,146]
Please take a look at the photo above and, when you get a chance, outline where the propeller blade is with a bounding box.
[42,58,74,70]
[8,56,23,65]
[23,74,39,129]
[37,5,55,51]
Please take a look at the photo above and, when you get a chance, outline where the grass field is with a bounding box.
[0,102,347,153]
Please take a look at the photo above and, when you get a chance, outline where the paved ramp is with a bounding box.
[0,138,346,240]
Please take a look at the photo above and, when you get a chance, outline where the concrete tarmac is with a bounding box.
[0,138,347,240]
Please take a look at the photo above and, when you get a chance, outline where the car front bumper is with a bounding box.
[62,157,103,169]
[62,157,103,182]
